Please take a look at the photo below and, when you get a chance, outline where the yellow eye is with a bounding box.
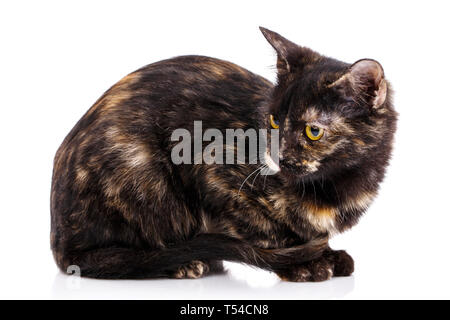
[270,115,279,129]
[305,125,324,141]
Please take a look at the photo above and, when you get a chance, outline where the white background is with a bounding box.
[1,0,449,299]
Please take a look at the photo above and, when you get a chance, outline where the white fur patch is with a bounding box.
[263,152,280,174]
[305,210,338,235]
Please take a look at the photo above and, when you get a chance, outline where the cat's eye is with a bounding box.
[269,115,280,129]
[305,125,324,141]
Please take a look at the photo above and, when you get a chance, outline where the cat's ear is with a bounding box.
[332,59,387,108]
[259,27,300,74]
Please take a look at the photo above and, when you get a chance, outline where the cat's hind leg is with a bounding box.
[170,260,224,279]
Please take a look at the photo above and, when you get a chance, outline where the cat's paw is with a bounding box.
[324,249,354,277]
[277,257,334,282]
[171,260,210,279]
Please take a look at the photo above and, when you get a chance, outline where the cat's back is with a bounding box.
[62,55,272,140]
[138,55,272,89]
[129,55,273,116]
[122,55,272,102]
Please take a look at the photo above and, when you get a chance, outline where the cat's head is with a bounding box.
[260,27,397,182]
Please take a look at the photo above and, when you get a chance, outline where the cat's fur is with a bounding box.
[51,27,397,281]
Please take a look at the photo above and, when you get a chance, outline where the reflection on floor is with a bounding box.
[51,261,355,299]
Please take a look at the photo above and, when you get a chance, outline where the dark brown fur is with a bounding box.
[51,28,397,281]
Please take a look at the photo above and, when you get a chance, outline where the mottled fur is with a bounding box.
[51,28,397,281]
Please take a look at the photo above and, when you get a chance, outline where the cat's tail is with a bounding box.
[59,233,328,279]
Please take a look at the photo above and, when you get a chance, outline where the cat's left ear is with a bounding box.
[259,27,300,74]
[332,59,387,109]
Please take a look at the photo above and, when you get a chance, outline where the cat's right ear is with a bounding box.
[329,59,387,109]
[259,27,299,74]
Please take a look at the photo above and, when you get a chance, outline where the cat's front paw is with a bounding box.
[324,249,354,277]
[276,249,354,282]
[277,257,334,282]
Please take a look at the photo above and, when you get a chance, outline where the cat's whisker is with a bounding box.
[320,174,325,190]
[311,180,317,209]
[251,164,270,190]
[329,178,340,203]
[300,178,306,202]
[262,165,271,189]
[238,165,265,196]
[250,166,264,190]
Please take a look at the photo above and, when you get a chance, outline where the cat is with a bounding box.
[51,27,397,281]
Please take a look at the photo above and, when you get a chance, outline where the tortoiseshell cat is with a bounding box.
[51,27,397,281]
